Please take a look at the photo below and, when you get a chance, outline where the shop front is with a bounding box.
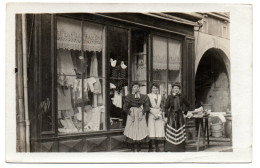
[22,13,198,152]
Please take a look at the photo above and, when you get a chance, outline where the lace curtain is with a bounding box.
[153,35,181,70]
[57,17,103,52]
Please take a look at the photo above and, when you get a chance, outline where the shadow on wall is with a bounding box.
[195,48,231,112]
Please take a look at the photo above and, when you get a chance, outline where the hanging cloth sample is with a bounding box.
[57,86,73,111]
[116,61,128,92]
[90,52,102,94]
[113,91,123,108]
[90,52,103,106]
[57,49,76,86]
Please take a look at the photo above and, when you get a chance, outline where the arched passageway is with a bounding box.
[195,48,230,112]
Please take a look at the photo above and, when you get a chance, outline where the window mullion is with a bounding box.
[81,19,85,133]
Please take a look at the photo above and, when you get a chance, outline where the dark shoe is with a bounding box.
[148,148,153,152]
[155,147,161,152]
[137,143,141,152]
[130,144,135,152]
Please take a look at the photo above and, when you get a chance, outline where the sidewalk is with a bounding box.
[113,137,232,152]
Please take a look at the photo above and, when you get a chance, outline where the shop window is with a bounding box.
[168,39,182,95]
[56,17,106,134]
[152,35,167,97]
[108,26,129,129]
[131,30,148,94]
[152,35,182,97]
[39,14,55,133]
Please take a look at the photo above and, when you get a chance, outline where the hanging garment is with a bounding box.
[58,109,74,119]
[57,49,76,86]
[59,118,78,133]
[84,106,102,131]
[113,91,123,108]
[147,93,165,140]
[72,79,84,105]
[110,59,119,86]
[117,62,128,92]
[57,86,73,110]
[90,53,103,106]
[90,52,102,94]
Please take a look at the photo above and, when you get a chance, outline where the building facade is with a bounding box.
[16,12,231,152]
[194,13,230,112]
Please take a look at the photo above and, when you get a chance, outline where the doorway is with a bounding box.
[195,48,230,112]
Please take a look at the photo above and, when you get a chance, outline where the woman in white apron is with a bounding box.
[147,83,166,152]
[123,82,150,152]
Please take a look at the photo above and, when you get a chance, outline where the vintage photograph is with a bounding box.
[15,12,232,153]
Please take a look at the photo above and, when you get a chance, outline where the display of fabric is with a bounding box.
[83,21,103,52]
[84,106,102,131]
[59,117,78,133]
[90,52,101,93]
[153,36,167,70]
[113,91,123,108]
[58,109,74,119]
[168,39,182,70]
[90,52,103,107]
[57,86,73,110]
[57,17,81,51]
[57,17,103,52]
[117,61,128,91]
[57,49,76,86]
[135,54,146,81]
[110,58,119,86]
[110,59,128,93]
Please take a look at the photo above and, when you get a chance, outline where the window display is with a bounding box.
[57,17,106,134]
[153,35,182,96]
[108,26,129,129]
[131,30,148,94]
[153,35,167,97]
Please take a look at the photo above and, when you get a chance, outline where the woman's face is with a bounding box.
[172,86,180,94]
[132,85,140,93]
[152,86,159,94]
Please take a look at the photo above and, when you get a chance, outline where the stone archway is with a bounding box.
[195,48,230,112]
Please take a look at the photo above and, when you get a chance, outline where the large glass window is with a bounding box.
[131,30,148,94]
[168,39,182,95]
[108,26,129,129]
[56,17,106,134]
[152,35,182,96]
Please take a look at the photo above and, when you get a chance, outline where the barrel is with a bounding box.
[224,117,232,138]
[211,122,223,138]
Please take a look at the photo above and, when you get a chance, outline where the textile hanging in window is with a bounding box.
[153,36,167,70]
[83,22,103,52]
[57,17,82,51]
[168,39,181,70]
[57,17,103,52]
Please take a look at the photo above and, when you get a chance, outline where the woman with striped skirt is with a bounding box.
[164,82,190,152]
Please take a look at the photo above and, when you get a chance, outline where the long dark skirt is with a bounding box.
[165,110,186,152]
